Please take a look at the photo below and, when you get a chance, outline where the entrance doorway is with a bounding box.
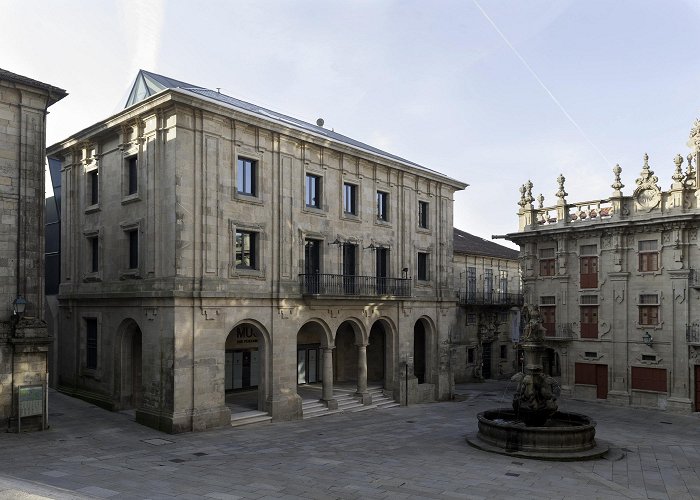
[225,323,267,413]
[297,345,321,384]
[367,322,386,384]
[119,319,143,410]
[414,321,426,384]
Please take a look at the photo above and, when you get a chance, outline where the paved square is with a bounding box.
[1,382,699,499]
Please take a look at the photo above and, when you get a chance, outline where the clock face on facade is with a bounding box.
[637,188,660,209]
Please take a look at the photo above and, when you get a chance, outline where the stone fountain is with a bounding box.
[467,304,609,460]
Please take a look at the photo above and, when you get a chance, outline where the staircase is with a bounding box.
[230,409,272,427]
[301,386,399,420]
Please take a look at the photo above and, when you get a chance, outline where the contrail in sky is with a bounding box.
[472,0,611,166]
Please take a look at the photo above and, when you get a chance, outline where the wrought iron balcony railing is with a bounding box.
[690,270,700,289]
[458,290,524,307]
[299,274,412,298]
[687,323,700,343]
[544,323,576,340]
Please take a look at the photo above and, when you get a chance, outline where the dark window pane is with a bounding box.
[377,191,388,221]
[90,237,99,272]
[417,252,428,281]
[343,183,356,215]
[418,201,428,228]
[127,157,138,195]
[306,174,321,208]
[237,158,256,195]
[89,170,99,205]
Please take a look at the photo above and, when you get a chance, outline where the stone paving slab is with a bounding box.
[1,383,699,499]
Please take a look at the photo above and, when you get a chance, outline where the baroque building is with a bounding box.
[47,70,466,433]
[0,69,66,430]
[505,121,700,413]
[451,228,521,382]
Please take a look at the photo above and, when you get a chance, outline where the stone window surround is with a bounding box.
[303,170,325,214]
[233,147,264,204]
[119,219,143,279]
[417,199,431,233]
[636,290,662,330]
[84,163,100,213]
[538,246,556,277]
[121,148,141,205]
[229,219,266,279]
[416,249,430,283]
[341,180,360,221]
[79,312,103,380]
[82,227,103,282]
[301,230,326,275]
[637,238,661,275]
[375,189,390,226]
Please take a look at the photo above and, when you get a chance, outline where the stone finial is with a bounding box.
[672,154,684,185]
[555,174,567,202]
[685,153,696,189]
[518,184,527,208]
[688,153,694,173]
[537,194,544,209]
[611,164,624,192]
[526,180,534,204]
[635,153,659,188]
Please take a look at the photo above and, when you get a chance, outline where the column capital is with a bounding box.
[322,344,335,352]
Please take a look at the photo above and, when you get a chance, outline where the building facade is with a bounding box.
[451,228,521,382]
[506,123,700,413]
[0,69,66,430]
[47,70,466,433]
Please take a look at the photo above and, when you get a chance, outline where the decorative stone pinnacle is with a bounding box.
[611,164,624,191]
[636,153,658,188]
[526,180,534,204]
[688,154,695,174]
[555,174,567,201]
[672,154,684,183]
[518,184,527,207]
[537,194,544,209]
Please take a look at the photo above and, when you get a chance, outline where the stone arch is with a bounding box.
[333,318,367,385]
[298,318,334,348]
[115,318,143,411]
[225,319,272,414]
[368,317,397,390]
[413,316,437,385]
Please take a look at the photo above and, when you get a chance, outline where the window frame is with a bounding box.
[236,156,258,197]
[128,229,139,270]
[539,247,556,277]
[418,201,429,229]
[377,190,389,222]
[638,293,660,326]
[638,240,659,272]
[88,168,99,206]
[305,173,322,209]
[417,252,429,281]
[126,155,138,196]
[343,182,358,216]
[235,230,258,270]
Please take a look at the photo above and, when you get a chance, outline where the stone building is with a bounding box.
[0,68,66,430]
[47,70,466,433]
[505,121,700,413]
[451,228,521,383]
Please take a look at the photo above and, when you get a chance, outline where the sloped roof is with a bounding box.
[125,70,464,184]
[0,68,67,105]
[453,227,519,260]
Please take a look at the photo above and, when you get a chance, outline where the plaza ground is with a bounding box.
[1,381,699,499]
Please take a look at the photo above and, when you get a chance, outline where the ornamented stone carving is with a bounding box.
[537,194,544,209]
[144,308,158,321]
[555,174,567,202]
[525,180,534,205]
[672,154,685,184]
[634,153,661,211]
[518,185,527,208]
[202,308,219,320]
[611,164,624,192]
[614,288,625,304]
[674,287,686,304]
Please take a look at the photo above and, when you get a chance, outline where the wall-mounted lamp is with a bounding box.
[13,295,27,318]
[642,331,653,347]
[402,267,409,279]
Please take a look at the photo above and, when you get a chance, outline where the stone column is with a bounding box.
[355,343,372,404]
[321,346,337,410]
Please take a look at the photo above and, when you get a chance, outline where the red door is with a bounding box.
[595,364,607,399]
[541,306,556,337]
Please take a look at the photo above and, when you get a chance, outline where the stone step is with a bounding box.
[230,410,272,427]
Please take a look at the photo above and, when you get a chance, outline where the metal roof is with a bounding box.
[453,227,519,260]
[0,68,67,105]
[125,70,458,179]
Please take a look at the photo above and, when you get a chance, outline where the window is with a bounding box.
[88,169,99,205]
[305,174,321,208]
[418,201,429,228]
[237,157,257,196]
[499,270,508,298]
[89,236,99,273]
[417,252,429,281]
[303,239,321,294]
[128,230,138,269]
[343,183,357,215]
[498,311,509,323]
[467,267,476,301]
[85,318,98,370]
[580,244,598,288]
[539,247,555,276]
[235,230,257,269]
[500,345,508,359]
[639,294,659,325]
[638,240,659,272]
[580,306,598,339]
[126,156,138,195]
[467,348,475,364]
[539,297,556,337]
[631,366,667,392]
[377,191,388,221]
[484,268,493,298]
[467,313,477,325]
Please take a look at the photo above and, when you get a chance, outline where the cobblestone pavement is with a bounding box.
[1,382,700,499]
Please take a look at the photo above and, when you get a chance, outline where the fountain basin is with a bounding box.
[466,408,609,461]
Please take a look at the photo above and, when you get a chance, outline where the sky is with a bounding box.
[3,0,700,248]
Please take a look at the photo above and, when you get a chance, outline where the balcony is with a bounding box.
[299,274,412,298]
[544,323,576,341]
[458,290,523,307]
[687,323,700,344]
[690,270,700,289]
